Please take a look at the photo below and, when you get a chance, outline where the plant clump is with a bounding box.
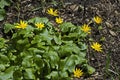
[0,7,104,80]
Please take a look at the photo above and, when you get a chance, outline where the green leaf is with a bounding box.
[0,38,6,48]
[24,68,35,79]
[46,71,70,80]
[4,23,15,33]
[0,0,11,8]
[31,35,41,44]
[78,52,86,58]
[15,25,34,38]
[43,51,59,68]
[40,29,53,45]
[23,25,34,38]
[13,70,22,80]
[67,32,79,38]
[78,42,87,50]
[34,55,44,69]
[46,71,58,80]
[60,55,86,73]
[28,47,45,54]
[17,38,29,44]
[0,66,15,80]
[11,33,17,39]
[59,43,80,57]
[59,22,76,33]
[59,44,73,57]
[46,21,53,28]
[22,55,33,68]
[0,54,9,64]
[52,46,60,51]
[53,34,62,45]
[28,17,49,24]
[0,64,5,71]
[37,43,49,51]
[98,26,103,30]
[59,71,68,78]
[85,64,95,74]
[0,9,5,21]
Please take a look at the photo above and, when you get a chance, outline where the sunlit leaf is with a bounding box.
[0,66,15,80]
[0,0,11,8]
[28,17,49,24]
[46,71,58,79]
[59,22,76,33]
[24,68,35,79]
[4,23,15,33]
[0,9,5,21]
[60,55,86,73]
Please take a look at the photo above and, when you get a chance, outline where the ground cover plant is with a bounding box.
[0,0,11,21]
[0,13,97,79]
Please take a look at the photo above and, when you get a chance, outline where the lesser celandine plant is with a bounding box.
[0,16,96,80]
[0,7,103,80]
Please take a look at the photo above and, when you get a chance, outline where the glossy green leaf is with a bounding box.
[60,55,86,73]
[28,47,45,54]
[31,35,41,44]
[23,25,34,38]
[24,68,35,79]
[34,55,44,69]
[85,64,95,74]
[59,70,69,78]
[59,22,76,33]
[40,29,53,45]
[59,43,80,57]
[0,64,5,71]
[13,70,22,80]
[17,38,29,44]
[53,34,62,45]
[43,51,59,68]
[0,0,11,8]
[22,55,33,68]
[67,32,79,38]
[0,38,6,48]
[28,17,49,24]
[78,42,87,50]
[4,23,15,33]
[0,54,9,64]
[0,66,15,80]
[0,9,5,21]
[46,71,58,80]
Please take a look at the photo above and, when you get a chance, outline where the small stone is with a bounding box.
[91,58,95,60]
[109,30,117,36]
[105,22,112,28]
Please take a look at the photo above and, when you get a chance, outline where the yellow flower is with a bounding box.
[55,17,63,24]
[47,8,58,16]
[81,24,91,33]
[35,23,45,29]
[93,16,102,24]
[73,68,83,78]
[15,20,28,29]
[91,42,102,52]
